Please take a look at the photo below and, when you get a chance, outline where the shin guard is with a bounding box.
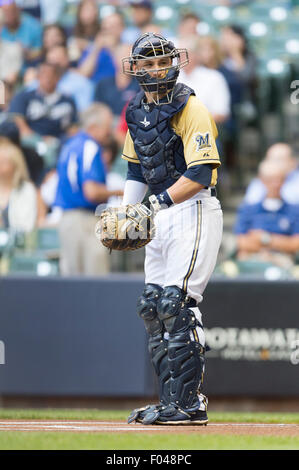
[157,285,205,409]
[137,283,171,405]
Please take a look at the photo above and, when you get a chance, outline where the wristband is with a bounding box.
[149,190,174,212]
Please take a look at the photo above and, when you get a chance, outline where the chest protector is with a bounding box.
[126,83,195,194]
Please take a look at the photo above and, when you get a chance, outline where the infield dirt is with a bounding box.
[0,420,298,437]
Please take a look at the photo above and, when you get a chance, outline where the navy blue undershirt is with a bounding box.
[126,162,213,188]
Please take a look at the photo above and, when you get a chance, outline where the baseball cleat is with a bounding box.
[142,403,208,425]
[127,403,166,424]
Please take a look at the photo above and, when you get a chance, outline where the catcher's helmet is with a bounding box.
[122,32,189,104]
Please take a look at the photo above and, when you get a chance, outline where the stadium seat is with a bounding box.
[237,260,292,280]
[0,227,61,276]
[154,4,178,30]
[216,258,293,280]
[8,253,59,276]
[0,229,33,254]
[0,229,10,255]
[36,228,60,252]
[211,6,233,25]
[233,4,252,20]
[249,4,272,19]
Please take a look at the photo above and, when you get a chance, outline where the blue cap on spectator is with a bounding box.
[129,0,153,9]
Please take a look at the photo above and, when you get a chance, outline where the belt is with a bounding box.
[210,187,217,197]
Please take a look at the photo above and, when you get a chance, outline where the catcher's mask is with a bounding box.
[122,32,189,104]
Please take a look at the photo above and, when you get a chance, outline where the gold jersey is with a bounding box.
[121,95,221,187]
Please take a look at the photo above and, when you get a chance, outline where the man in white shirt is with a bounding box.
[178,36,231,125]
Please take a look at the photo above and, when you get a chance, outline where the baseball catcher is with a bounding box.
[101,32,223,425]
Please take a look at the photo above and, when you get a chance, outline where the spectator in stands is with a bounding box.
[72,0,100,49]
[140,23,162,35]
[37,169,62,226]
[0,118,44,186]
[68,0,115,83]
[0,36,23,85]
[17,0,65,22]
[55,103,123,275]
[94,44,139,118]
[122,0,154,43]
[0,82,14,112]
[244,143,299,205]
[196,35,244,170]
[0,1,42,65]
[101,136,125,207]
[42,24,67,58]
[37,138,125,226]
[39,0,66,25]
[179,35,230,125]
[75,31,116,84]
[115,102,129,148]
[0,137,38,232]
[46,45,94,112]
[234,159,299,269]
[176,12,201,39]
[17,0,41,19]
[197,35,244,110]
[22,24,68,86]
[99,11,126,50]
[219,25,257,112]
[9,62,77,140]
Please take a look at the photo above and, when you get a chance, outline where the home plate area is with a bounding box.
[0,421,298,436]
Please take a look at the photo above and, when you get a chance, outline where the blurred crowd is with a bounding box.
[0,0,299,278]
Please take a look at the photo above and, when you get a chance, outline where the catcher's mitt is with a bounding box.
[96,203,156,251]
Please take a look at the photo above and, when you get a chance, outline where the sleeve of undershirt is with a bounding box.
[126,161,147,184]
[183,163,213,186]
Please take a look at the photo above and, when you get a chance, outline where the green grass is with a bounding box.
[0,408,128,421]
[0,432,298,450]
[0,408,298,424]
[0,409,298,450]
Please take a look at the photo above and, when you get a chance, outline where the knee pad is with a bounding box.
[157,285,199,336]
[137,283,164,337]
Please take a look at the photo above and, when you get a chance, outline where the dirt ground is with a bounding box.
[0,420,298,436]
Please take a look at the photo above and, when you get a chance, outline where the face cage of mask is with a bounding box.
[122,50,188,104]
[123,48,188,74]
[136,68,179,104]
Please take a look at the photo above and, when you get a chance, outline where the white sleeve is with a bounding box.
[122,180,148,205]
[209,73,231,117]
